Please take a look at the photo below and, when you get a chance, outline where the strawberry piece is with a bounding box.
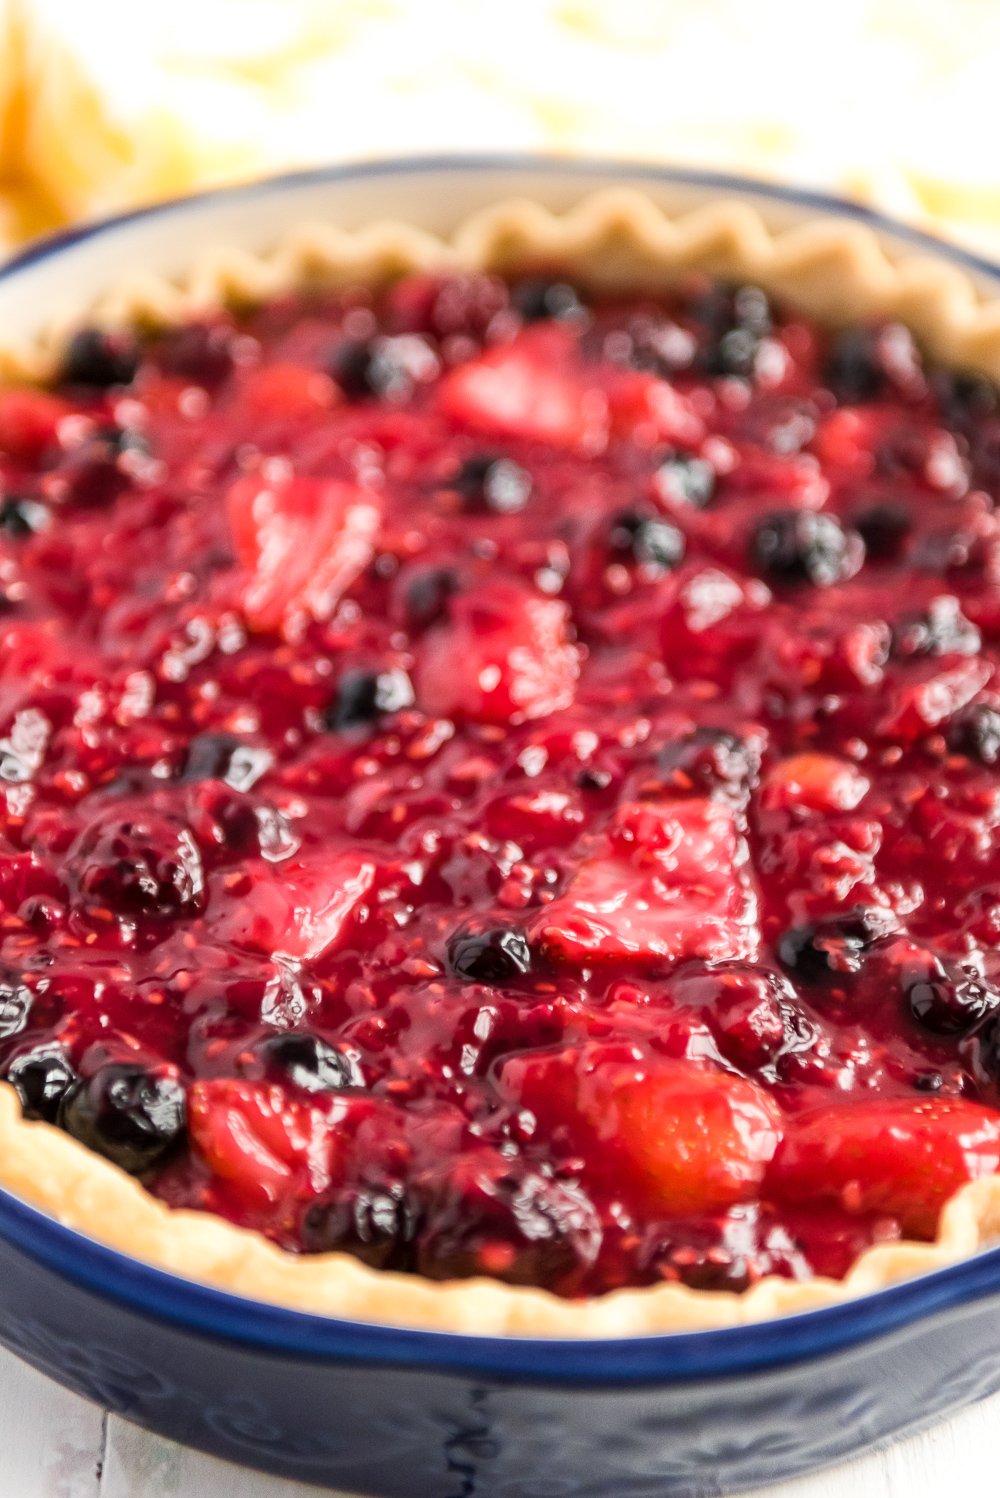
[188,1078,341,1211]
[604,368,704,446]
[440,326,603,449]
[226,471,379,631]
[877,657,992,741]
[535,796,759,965]
[416,579,579,725]
[237,362,336,425]
[503,1047,782,1215]
[770,1097,1000,1237]
[213,852,375,962]
[761,754,870,814]
[0,387,71,460]
[659,564,771,681]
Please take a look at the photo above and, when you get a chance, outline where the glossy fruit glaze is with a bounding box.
[3,269,1000,1299]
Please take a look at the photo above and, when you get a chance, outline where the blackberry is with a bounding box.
[657,728,758,797]
[69,813,205,921]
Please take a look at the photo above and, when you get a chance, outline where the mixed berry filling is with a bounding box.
[3,267,1000,1296]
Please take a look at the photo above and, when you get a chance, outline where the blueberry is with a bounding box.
[609,510,685,570]
[0,969,32,1039]
[159,323,235,385]
[737,396,818,455]
[4,1043,78,1123]
[778,907,893,980]
[61,328,140,389]
[180,732,244,783]
[892,596,980,659]
[692,284,772,378]
[301,1182,419,1270]
[60,1062,186,1175]
[947,703,1000,766]
[69,813,205,920]
[329,337,415,402]
[447,925,532,984]
[511,280,585,323]
[323,667,415,733]
[575,766,613,792]
[657,728,759,796]
[751,510,857,587]
[824,323,922,405]
[255,1031,363,1094]
[907,974,1000,1035]
[913,1070,945,1093]
[400,565,457,631]
[180,733,271,791]
[54,425,149,510]
[933,367,999,427]
[852,500,912,560]
[90,423,151,459]
[824,328,886,403]
[655,452,716,508]
[416,1162,601,1287]
[0,496,49,538]
[616,313,696,377]
[452,454,532,515]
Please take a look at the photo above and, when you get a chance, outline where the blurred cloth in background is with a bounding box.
[0,0,997,255]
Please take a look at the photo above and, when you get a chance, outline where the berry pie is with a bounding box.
[4,194,1000,1334]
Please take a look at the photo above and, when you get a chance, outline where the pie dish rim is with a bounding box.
[3,168,1000,1336]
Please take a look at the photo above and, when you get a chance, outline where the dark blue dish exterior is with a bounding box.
[4,1185,1000,1497]
[4,158,1000,1497]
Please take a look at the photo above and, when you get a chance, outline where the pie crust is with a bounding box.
[4,188,1000,1336]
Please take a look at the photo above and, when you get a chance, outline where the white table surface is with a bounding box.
[1,1337,994,1498]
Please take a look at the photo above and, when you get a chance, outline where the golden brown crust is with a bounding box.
[3,188,1000,1335]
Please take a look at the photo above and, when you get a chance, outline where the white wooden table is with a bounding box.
[1,1338,994,1498]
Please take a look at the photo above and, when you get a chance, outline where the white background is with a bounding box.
[1,1340,994,1498]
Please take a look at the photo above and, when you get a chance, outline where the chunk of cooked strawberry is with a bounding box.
[603,368,704,446]
[226,470,379,631]
[761,754,870,814]
[877,657,991,741]
[440,326,604,449]
[416,579,580,725]
[0,387,72,460]
[769,1096,1000,1237]
[213,851,375,962]
[502,1046,782,1215]
[535,795,759,965]
[659,564,771,681]
[188,1078,343,1212]
[236,362,336,426]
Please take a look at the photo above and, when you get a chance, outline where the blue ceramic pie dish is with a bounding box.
[3,157,1000,1498]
